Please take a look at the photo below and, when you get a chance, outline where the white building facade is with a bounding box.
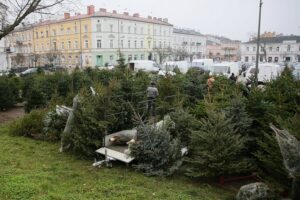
[90,9,173,66]
[241,36,300,63]
[173,28,206,61]
[0,0,8,71]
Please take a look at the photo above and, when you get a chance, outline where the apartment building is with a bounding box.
[172,28,206,61]
[206,35,241,62]
[241,35,300,63]
[6,5,173,68]
[0,0,8,71]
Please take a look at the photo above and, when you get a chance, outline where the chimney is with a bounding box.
[133,13,140,17]
[148,16,152,19]
[123,12,129,16]
[112,10,117,14]
[163,18,168,23]
[158,18,162,21]
[64,13,70,19]
[99,8,107,12]
[87,5,95,15]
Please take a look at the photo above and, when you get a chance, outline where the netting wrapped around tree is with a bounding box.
[270,124,300,177]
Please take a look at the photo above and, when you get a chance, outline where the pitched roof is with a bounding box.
[92,11,172,26]
[245,35,300,44]
[173,28,204,36]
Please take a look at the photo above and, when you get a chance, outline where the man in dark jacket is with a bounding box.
[147,82,159,116]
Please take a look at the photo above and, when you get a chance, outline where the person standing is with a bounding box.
[229,73,237,82]
[147,82,159,117]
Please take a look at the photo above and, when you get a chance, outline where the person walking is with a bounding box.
[229,73,237,82]
[147,82,159,117]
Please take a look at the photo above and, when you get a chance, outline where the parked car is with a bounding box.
[244,63,284,84]
[128,60,160,73]
[293,64,300,80]
[162,61,191,74]
[20,68,38,77]
[191,59,213,71]
[211,62,240,77]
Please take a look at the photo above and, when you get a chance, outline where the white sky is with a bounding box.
[73,0,299,42]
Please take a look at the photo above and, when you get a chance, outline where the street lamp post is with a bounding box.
[255,0,263,85]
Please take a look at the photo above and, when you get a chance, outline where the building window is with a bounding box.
[269,47,272,52]
[140,41,144,48]
[287,45,291,52]
[141,54,145,60]
[134,55,138,60]
[97,40,102,49]
[148,41,151,49]
[53,42,57,50]
[140,27,144,34]
[120,25,124,33]
[128,55,132,61]
[163,41,166,48]
[275,57,279,62]
[253,47,256,52]
[128,40,131,48]
[36,32,38,39]
[110,24,113,32]
[67,28,71,34]
[84,25,88,33]
[46,31,49,37]
[154,29,157,35]
[97,24,101,32]
[110,55,114,61]
[41,31,44,38]
[159,41,162,48]
[134,40,137,48]
[134,26,137,34]
[268,57,272,62]
[85,40,89,48]
[61,28,64,35]
[52,29,56,36]
[74,41,78,49]
[120,40,124,48]
[276,47,280,52]
[128,26,131,33]
[245,56,249,62]
[110,40,113,48]
[61,42,64,50]
[74,26,78,33]
[68,41,71,49]
[246,47,249,52]
[148,28,151,35]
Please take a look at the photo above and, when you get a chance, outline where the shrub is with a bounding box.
[24,86,47,113]
[130,125,183,177]
[169,109,199,146]
[185,111,253,178]
[0,76,22,110]
[9,110,46,138]
[43,110,68,141]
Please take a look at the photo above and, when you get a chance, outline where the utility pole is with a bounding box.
[255,0,263,85]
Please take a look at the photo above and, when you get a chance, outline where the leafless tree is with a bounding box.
[153,47,173,64]
[0,0,78,40]
[45,50,61,66]
[173,48,189,61]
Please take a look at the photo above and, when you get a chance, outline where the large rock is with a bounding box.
[236,182,275,200]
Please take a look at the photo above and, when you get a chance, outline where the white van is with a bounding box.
[162,61,191,74]
[128,60,160,73]
[191,59,213,71]
[244,63,283,83]
[211,62,240,77]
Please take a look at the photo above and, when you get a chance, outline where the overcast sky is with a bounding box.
[74,0,300,42]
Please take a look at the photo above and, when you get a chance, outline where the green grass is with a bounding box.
[0,124,233,200]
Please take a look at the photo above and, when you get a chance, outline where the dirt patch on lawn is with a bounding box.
[0,106,25,124]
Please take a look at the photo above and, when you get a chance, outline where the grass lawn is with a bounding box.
[0,124,233,200]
